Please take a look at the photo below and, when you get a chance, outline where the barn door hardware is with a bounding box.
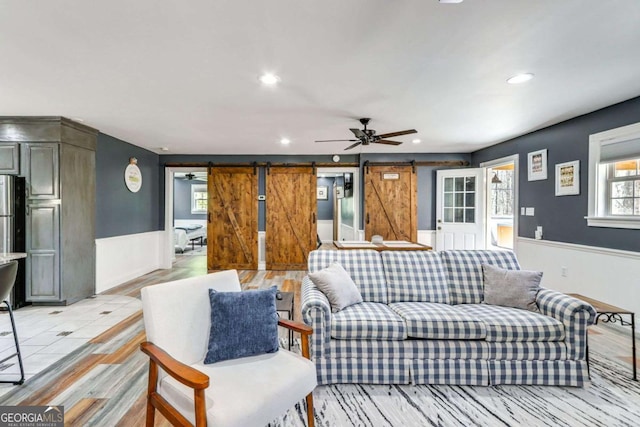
[411,160,416,173]
[252,161,257,175]
[266,162,271,175]
[208,161,213,175]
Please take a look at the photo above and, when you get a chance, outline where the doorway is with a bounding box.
[481,155,518,250]
[316,167,360,243]
[435,168,485,250]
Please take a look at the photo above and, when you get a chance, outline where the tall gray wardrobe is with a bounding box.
[0,117,96,305]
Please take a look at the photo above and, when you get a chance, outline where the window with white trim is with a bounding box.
[587,122,640,229]
[191,184,207,214]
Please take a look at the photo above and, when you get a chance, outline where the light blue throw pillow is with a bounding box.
[205,286,279,364]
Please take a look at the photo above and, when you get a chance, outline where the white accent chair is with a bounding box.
[140,270,317,426]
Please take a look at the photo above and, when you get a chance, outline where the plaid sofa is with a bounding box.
[301,250,596,386]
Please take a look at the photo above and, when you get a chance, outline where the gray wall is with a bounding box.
[317,177,335,220]
[173,178,207,221]
[472,96,640,252]
[96,133,162,238]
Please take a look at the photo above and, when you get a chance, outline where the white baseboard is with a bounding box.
[516,237,640,318]
[95,231,166,294]
[417,230,436,247]
[258,231,266,270]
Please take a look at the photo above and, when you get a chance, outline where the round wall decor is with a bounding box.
[124,157,142,192]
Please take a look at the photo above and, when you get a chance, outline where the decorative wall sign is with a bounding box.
[124,157,142,192]
[555,160,580,196]
[383,173,400,180]
[527,149,548,181]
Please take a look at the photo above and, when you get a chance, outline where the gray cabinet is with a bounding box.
[21,143,60,199]
[0,117,97,305]
[0,142,20,174]
[25,203,60,301]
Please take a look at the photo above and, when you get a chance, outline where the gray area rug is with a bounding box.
[276,350,640,426]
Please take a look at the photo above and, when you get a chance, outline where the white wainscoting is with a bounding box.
[417,230,436,248]
[95,231,167,294]
[516,237,640,320]
[258,231,266,270]
[317,220,333,243]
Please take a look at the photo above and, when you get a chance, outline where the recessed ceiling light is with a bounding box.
[412,139,421,144]
[71,117,84,122]
[507,73,534,84]
[439,0,463,3]
[259,73,280,85]
[280,138,290,145]
[160,147,169,151]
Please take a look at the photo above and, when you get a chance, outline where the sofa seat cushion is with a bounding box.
[455,304,565,342]
[389,302,487,340]
[158,351,317,427]
[382,251,450,303]
[331,302,407,340]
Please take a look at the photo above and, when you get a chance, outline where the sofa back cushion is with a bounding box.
[441,250,520,304]
[308,250,387,303]
[382,251,450,303]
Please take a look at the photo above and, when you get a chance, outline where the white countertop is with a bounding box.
[0,252,27,263]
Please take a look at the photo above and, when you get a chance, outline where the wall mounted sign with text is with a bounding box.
[124,157,142,192]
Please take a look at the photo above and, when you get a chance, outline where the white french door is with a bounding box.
[435,168,486,250]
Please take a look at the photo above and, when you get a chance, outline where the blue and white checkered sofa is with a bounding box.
[301,249,596,386]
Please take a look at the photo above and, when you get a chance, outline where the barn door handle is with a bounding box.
[208,212,211,223]
[366,213,370,224]
[312,213,316,224]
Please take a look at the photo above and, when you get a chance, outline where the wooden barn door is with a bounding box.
[207,167,258,270]
[266,166,316,270]
[364,164,417,241]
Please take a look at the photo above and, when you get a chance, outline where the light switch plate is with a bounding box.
[520,207,526,215]
[525,207,535,216]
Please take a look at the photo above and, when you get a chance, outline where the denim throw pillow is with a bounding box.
[205,286,279,364]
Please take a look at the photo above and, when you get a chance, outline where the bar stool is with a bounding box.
[0,261,25,385]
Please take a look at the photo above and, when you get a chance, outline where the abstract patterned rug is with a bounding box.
[275,350,640,426]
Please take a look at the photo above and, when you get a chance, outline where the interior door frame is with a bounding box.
[480,154,519,253]
[316,167,360,241]
[163,166,207,269]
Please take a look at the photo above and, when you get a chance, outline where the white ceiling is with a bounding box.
[2,1,640,155]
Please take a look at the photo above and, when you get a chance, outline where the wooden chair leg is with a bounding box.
[306,393,314,427]
[146,361,158,427]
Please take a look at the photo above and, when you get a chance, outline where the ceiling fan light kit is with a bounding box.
[315,117,417,151]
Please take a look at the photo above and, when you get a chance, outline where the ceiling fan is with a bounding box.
[315,118,417,151]
[179,172,207,182]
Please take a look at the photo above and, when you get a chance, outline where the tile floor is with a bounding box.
[0,295,141,397]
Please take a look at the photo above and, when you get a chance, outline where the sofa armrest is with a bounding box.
[301,276,331,358]
[537,288,597,359]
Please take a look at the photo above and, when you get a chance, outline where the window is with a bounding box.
[608,159,640,216]
[587,122,640,229]
[191,184,207,214]
[442,176,476,223]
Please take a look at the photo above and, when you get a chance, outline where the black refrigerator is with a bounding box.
[0,175,27,309]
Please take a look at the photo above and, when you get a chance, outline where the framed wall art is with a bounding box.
[555,160,580,196]
[527,149,548,181]
[317,186,328,200]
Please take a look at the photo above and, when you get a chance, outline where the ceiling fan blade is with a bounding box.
[376,129,417,139]
[315,139,359,142]
[344,141,362,151]
[375,140,403,146]
[350,128,366,139]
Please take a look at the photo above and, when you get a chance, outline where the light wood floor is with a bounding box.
[0,252,637,426]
